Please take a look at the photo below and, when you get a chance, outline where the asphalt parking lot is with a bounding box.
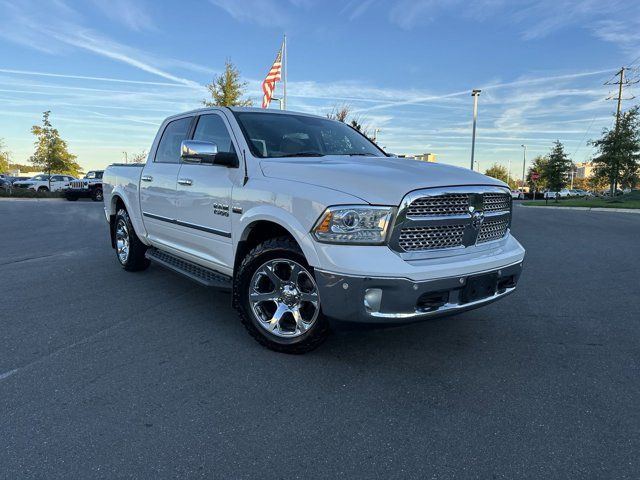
[1,199,638,479]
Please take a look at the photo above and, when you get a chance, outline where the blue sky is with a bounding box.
[0,0,639,173]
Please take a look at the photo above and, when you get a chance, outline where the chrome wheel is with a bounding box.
[115,219,130,264]
[249,259,320,338]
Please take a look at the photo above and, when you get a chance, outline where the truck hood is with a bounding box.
[260,156,507,205]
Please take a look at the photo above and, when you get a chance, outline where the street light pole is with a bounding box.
[520,144,527,189]
[470,89,481,171]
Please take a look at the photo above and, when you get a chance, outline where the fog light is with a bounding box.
[364,288,383,313]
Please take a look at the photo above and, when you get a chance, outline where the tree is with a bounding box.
[526,155,549,192]
[202,60,253,107]
[0,138,10,173]
[543,140,572,193]
[484,163,511,185]
[30,111,83,184]
[130,151,148,163]
[327,104,352,123]
[327,103,375,141]
[590,106,640,192]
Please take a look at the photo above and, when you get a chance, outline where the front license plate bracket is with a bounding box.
[461,273,498,304]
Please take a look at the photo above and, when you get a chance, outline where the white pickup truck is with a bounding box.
[103,107,525,353]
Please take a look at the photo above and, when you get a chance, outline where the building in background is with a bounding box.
[575,162,594,179]
[398,153,438,162]
[414,153,437,163]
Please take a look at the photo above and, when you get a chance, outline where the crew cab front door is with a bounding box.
[175,112,241,271]
[140,115,194,250]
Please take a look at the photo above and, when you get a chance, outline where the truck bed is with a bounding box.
[103,163,145,232]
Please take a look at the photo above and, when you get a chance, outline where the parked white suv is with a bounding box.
[103,107,525,353]
[13,174,75,192]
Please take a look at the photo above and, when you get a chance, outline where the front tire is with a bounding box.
[37,186,48,192]
[233,237,330,354]
[92,188,103,202]
[114,209,150,271]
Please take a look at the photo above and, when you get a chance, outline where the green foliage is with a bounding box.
[543,140,572,192]
[5,163,35,173]
[484,163,511,185]
[0,138,10,172]
[30,111,83,178]
[202,60,253,107]
[590,106,640,191]
[526,155,549,191]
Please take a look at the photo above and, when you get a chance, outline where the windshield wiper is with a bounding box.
[277,152,325,158]
[347,152,378,156]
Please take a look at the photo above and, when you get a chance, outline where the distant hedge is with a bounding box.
[0,188,63,198]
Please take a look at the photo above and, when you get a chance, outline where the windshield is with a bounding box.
[233,112,385,158]
[85,171,102,179]
[31,174,49,181]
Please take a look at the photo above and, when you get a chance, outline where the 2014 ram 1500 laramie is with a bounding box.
[103,107,525,353]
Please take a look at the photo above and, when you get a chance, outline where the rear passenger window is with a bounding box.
[155,117,192,163]
[192,115,235,154]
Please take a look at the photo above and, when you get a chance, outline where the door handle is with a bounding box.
[178,178,193,186]
[141,175,153,182]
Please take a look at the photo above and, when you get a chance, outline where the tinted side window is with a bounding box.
[192,115,235,154]
[155,117,192,163]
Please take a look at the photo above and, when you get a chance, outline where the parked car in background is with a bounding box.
[65,170,104,201]
[544,189,571,199]
[510,189,524,199]
[0,178,11,190]
[103,107,525,353]
[12,174,75,192]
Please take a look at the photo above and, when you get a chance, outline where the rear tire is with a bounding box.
[114,209,150,271]
[233,237,330,354]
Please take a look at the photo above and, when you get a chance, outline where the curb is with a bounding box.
[519,204,640,214]
[0,197,65,202]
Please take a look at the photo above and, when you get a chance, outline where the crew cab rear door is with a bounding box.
[175,112,241,270]
[141,115,194,249]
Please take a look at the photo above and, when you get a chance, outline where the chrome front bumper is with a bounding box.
[315,261,523,324]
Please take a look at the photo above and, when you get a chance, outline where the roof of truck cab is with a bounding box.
[162,106,323,122]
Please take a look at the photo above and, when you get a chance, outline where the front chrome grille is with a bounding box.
[391,187,511,256]
[477,218,510,244]
[398,225,465,251]
[406,194,469,216]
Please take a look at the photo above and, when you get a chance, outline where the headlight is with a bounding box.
[312,206,394,244]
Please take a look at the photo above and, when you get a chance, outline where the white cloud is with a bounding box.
[90,0,154,31]
[208,0,304,27]
[0,1,206,87]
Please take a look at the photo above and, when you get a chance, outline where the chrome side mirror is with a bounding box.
[181,140,219,164]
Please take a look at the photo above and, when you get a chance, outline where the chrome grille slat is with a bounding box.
[406,194,469,216]
[483,193,511,212]
[477,218,509,244]
[398,225,465,251]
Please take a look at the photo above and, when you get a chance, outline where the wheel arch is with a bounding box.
[234,211,320,272]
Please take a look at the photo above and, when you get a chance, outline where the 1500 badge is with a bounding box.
[213,203,230,217]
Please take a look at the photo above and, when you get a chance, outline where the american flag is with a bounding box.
[261,44,283,109]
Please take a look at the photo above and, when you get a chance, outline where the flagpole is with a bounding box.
[283,34,287,110]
